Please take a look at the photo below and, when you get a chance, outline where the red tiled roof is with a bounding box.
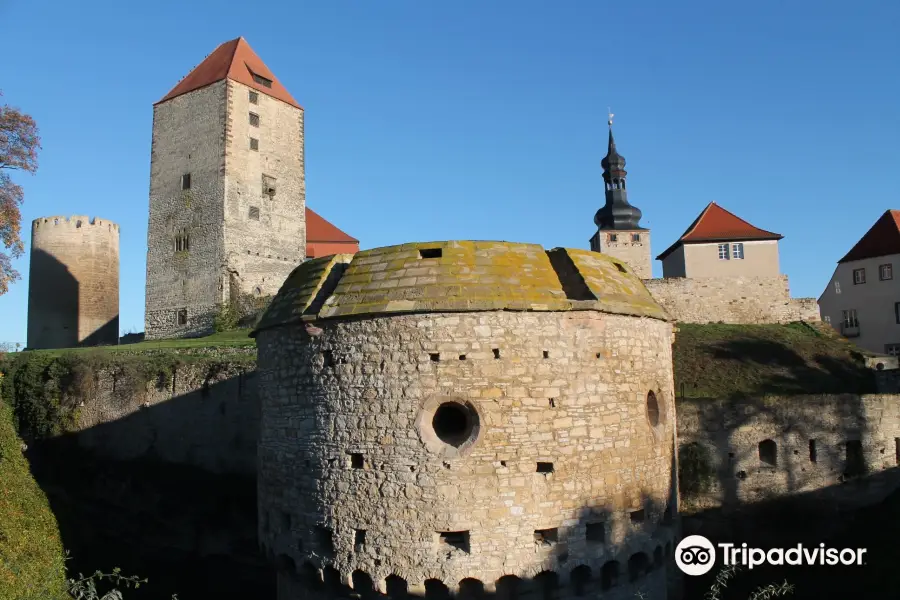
[306,207,358,243]
[656,202,783,260]
[156,37,301,109]
[838,210,900,263]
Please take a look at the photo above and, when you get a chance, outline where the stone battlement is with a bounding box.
[32,215,119,232]
[255,241,670,333]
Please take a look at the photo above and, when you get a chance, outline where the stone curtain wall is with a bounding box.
[643,275,820,324]
[64,356,259,475]
[676,394,900,511]
[256,311,678,600]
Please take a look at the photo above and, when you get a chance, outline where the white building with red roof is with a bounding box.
[818,210,900,354]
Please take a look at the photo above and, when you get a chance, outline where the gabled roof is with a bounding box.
[157,37,301,109]
[838,210,900,263]
[656,202,783,261]
[306,207,358,243]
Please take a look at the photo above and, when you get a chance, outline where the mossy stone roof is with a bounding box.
[253,241,669,335]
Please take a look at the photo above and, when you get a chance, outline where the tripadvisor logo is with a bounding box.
[675,535,867,576]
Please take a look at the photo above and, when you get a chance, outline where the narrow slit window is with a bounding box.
[181,173,191,190]
[354,529,366,548]
[809,439,817,463]
[492,348,501,359]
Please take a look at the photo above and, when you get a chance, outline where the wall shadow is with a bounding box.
[27,249,79,350]
[23,372,273,600]
[79,315,120,348]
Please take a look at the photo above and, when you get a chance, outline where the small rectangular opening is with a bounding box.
[536,462,554,473]
[548,398,555,408]
[322,350,334,368]
[249,91,259,104]
[176,309,187,325]
[430,353,440,362]
[458,354,466,360]
[809,440,817,463]
[543,350,550,359]
[585,522,605,543]
[534,528,558,546]
[249,112,260,127]
[249,206,260,220]
[629,509,645,523]
[250,137,259,151]
[895,438,900,465]
[349,453,363,469]
[438,531,470,553]
[492,348,501,359]
[846,440,865,476]
[181,173,191,190]
[317,527,334,555]
[419,248,442,259]
[354,529,366,548]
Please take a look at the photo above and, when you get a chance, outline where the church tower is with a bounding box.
[588,116,652,279]
[145,37,306,339]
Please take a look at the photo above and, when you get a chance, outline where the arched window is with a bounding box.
[570,566,592,596]
[759,439,777,467]
[385,575,408,599]
[457,578,485,600]
[533,571,558,600]
[628,552,650,581]
[352,571,377,600]
[496,575,522,600]
[600,561,619,590]
[424,579,450,600]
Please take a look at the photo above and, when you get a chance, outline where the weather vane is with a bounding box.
[608,107,614,127]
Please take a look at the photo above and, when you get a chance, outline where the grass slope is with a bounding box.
[26,328,256,357]
[0,400,67,600]
[673,322,876,398]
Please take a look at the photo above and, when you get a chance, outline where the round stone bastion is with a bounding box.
[252,241,680,600]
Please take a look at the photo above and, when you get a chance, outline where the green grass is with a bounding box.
[673,321,877,398]
[0,400,67,599]
[25,328,256,357]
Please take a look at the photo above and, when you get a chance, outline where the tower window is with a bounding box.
[250,137,259,151]
[181,173,191,190]
[176,309,187,325]
[631,233,640,242]
[853,268,866,284]
[732,243,745,259]
[249,91,259,104]
[175,229,190,252]
[609,233,617,243]
[249,206,260,220]
[262,174,277,197]
[717,243,730,260]
[251,72,273,88]
[249,112,260,127]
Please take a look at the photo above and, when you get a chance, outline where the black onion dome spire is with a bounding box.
[594,115,645,230]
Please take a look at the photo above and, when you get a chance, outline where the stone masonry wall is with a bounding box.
[677,394,900,511]
[27,216,119,349]
[256,311,678,600]
[595,230,652,280]
[223,80,306,302]
[62,356,259,475]
[643,275,820,324]
[146,81,228,339]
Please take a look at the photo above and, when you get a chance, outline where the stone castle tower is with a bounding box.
[27,216,120,349]
[145,37,306,339]
[589,120,652,279]
[253,241,679,600]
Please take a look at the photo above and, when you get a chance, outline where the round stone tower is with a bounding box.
[253,241,679,600]
[27,216,120,350]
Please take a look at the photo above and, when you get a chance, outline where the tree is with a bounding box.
[0,90,41,296]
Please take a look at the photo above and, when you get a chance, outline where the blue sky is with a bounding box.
[1,0,898,345]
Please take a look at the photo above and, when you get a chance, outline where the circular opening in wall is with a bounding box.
[646,391,660,427]
[417,397,483,457]
[432,402,475,447]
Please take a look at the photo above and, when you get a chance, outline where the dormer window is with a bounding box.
[250,70,273,88]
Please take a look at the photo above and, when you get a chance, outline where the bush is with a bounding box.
[0,399,68,599]
[678,441,717,498]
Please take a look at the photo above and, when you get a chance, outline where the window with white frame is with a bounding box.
[880,264,893,281]
[823,316,831,324]
[887,344,900,356]
[717,244,730,260]
[835,281,841,294]
[842,309,859,328]
[853,268,866,284]
[731,243,744,259]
